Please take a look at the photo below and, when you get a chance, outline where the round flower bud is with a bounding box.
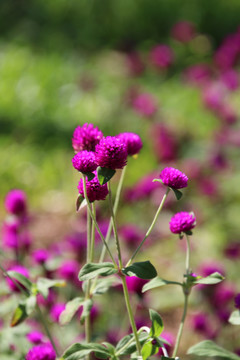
[26,331,44,345]
[78,172,108,203]
[117,132,143,156]
[72,123,103,152]
[26,343,56,360]
[5,189,27,215]
[72,151,97,173]
[159,167,188,189]
[169,212,196,234]
[95,136,128,170]
[32,249,49,265]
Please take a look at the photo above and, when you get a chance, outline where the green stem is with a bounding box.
[108,181,123,268]
[82,175,117,267]
[90,203,96,262]
[121,275,142,358]
[186,235,191,275]
[98,166,127,263]
[85,203,92,354]
[172,292,189,358]
[126,187,170,266]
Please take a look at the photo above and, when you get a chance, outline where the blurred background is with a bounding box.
[1,0,240,358]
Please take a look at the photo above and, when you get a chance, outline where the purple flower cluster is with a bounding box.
[72,151,97,173]
[169,212,196,234]
[26,343,56,360]
[5,189,27,215]
[150,44,174,69]
[95,136,128,169]
[160,167,188,189]
[72,123,103,152]
[117,132,143,156]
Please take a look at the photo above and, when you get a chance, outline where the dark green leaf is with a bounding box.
[78,262,117,281]
[85,172,95,181]
[97,167,116,185]
[60,297,84,325]
[76,195,85,211]
[149,309,164,337]
[142,277,182,293]
[116,333,149,356]
[122,261,157,279]
[7,271,32,292]
[194,272,224,285]
[11,302,28,327]
[161,357,175,360]
[63,343,111,360]
[102,342,116,356]
[141,341,158,360]
[36,278,66,298]
[171,188,183,200]
[80,299,93,324]
[229,310,240,325]
[187,340,240,359]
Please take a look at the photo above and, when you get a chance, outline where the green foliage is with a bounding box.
[142,277,182,293]
[194,272,225,285]
[60,297,85,325]
[62,343,111,360]
[149,309,164,337]
[187,340,240,359]
[229,310,240,325]
[122,261,157,279]
[78,262,118,281]
[36,278,66,298]
[97,167,116,185]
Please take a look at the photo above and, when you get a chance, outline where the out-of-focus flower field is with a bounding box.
[1,1,240,359]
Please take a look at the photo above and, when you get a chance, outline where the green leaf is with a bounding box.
[152,179,163,184]
[76,194,85,211]
[229,310,240,325]
[194,272,224,285]
[80,299,93,324]
[97,167,116,185]
[122,261,157,279]
[36,278,66,298]
[116,333,149,356]
[85,172,95,181]
[7,271,32,292]
[171,188,183,200]
[63,343,111,360]
[149,309,164,337]
[141,341,158,360]
[187,340,240,359]
[25,295,36,315]
[60,297,84,325]
[142,277,182,293]
[78,262,118,281]
[102,342,116,356]
[161,357,175,360]
[90,276,121,295]
[11,302,28,327]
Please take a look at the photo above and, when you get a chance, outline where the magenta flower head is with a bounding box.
[26,330,44,345]
[32,249,49,265]
[117,132,143,156]
[126,276,147,296]
[72,123,103,152]
[72,151,97,173]
[132,93,158,118]
[78,171,108,203]
[95,136,128,170]
[50,303,66,323]
[159,167,188,189]
[169,212,196,235]
[5,189,27,215]
[6,265,30,292]
[150,44,174,69]
[171,21,195,43]
[26,342,56,360]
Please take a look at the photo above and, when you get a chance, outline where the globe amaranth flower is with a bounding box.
[159,167,188,189]
[95,136,128,170]
[72,151,97,173]
[132,93,158,118]
[32,249,49,265]
[5,189,27,215]
[26,342,56,360]
[78,171,109,202]
[150,44,174,69]
[117,132,143,156]
[26,331,44,345]
[6,265,30,292]
[72,123,103,152]
[169,212,196,234]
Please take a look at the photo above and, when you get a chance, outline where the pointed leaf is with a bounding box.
[142,277,182,293]
[7,271,32,292]
[78,262,117,281]
[172,188,182,200]
[97,167,116,185]
[85,172,95,181]
[36,278,66,298]
[116,333,149,356]
[90,276,121,295]
[11,302,28,327]
[149,309,164,337]
[60,297,84,325]
[229,310,240,325]
[141,341,158,360]
[194,272,224,285]
[63,343,111,360]
[76,195,85,211]
[122,261,157,279]
[80,299,93,324]
[152,179,163,184]
[187,340,240,359]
